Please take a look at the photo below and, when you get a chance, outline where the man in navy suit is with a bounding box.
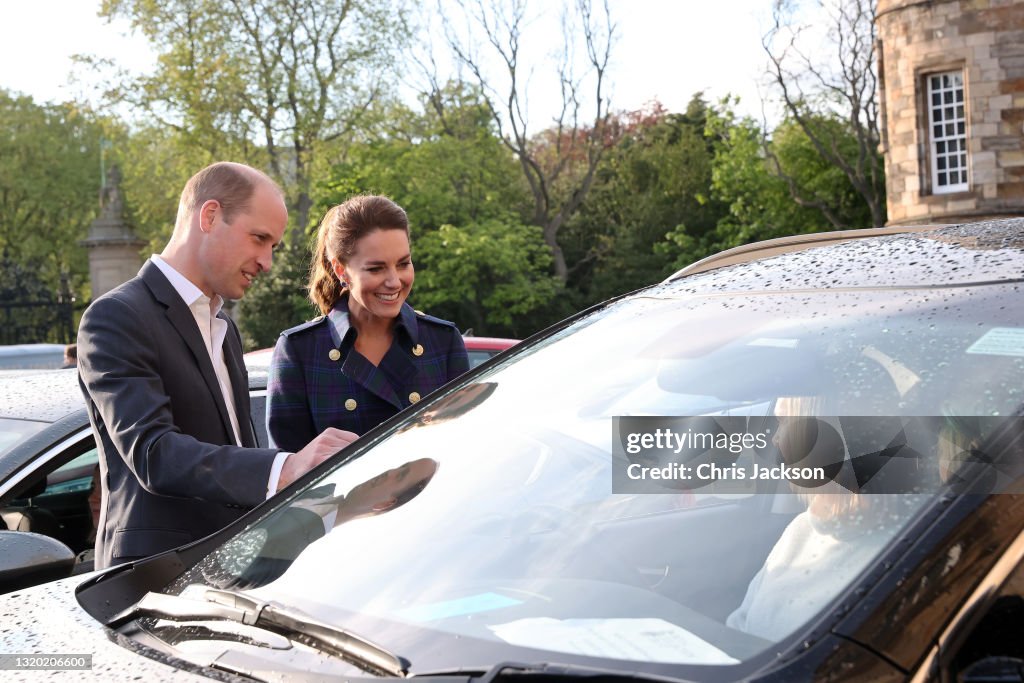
[78,162,356,569]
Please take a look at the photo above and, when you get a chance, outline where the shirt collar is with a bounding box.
[151,255,224,315]
[326,294,419,348]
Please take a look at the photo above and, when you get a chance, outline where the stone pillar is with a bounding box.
[81,165,147,299]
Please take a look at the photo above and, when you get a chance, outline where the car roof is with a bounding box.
[0,369,82,423]
[664,219,1024,292]
[0,366,268,423]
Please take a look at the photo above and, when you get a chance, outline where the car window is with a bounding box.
[2,435,98,564]
[51,450,98,477]
[467,349,495,368]
[161,281,1024,676]
[0,418,49,457]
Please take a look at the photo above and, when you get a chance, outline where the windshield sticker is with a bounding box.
[748,337,799,349]
[966,327,1024,357]
[489,617,739,665]
[397,592,522,622]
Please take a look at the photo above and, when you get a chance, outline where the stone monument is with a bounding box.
[81,164,147,298]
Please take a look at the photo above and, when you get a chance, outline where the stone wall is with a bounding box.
[877,0,1024,225]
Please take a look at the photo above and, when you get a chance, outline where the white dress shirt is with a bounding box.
[151,256,288,498]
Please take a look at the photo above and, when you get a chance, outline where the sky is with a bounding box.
[0,0,778,124]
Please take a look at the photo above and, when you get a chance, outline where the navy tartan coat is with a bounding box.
[266,296,469,452]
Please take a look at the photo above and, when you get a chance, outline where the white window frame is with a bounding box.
[927,71,969,194]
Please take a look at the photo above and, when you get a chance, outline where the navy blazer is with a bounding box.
[266,297,469,452]
[77,261,281,569]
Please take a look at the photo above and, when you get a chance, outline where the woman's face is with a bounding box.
[334,228,414,321]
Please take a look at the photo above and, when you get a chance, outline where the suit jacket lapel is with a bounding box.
[140,261,237,444]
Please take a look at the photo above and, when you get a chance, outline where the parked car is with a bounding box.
[245,335,520,370]
[0,368,271,592]
[463,335,519,368]
[0,343,67,370]
[2,220,1023,682]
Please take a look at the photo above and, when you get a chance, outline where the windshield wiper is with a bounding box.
[414,661,694,683]
[108,587,409,677]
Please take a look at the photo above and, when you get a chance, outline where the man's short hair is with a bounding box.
[176,162,280,228]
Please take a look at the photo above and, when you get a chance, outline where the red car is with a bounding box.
[462,335,519,368]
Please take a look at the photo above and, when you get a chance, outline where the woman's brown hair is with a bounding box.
[309,195,410,315]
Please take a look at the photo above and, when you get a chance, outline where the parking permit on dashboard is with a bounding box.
[396,592,522,622]
[966,327,1024,357]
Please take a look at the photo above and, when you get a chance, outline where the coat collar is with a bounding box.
[325,294,419,348]
[325,295,419,410]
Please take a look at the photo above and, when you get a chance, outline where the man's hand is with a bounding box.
[279,428,359,490]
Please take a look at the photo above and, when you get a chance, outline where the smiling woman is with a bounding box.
[266,195,470,452]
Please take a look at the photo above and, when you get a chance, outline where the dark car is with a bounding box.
[0,367,271,592]
[1,220,1023,682]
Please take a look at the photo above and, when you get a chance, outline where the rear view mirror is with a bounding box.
[0,530,75,593]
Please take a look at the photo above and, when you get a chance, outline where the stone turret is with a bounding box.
[81,164,147,298]
[876,0,1024,225]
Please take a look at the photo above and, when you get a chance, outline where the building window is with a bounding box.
[928,71,968,193]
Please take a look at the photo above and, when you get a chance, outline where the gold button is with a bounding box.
[412,344,424,357]
[409,392,421,404]
[328,348,341,361]
[344,398,357,411]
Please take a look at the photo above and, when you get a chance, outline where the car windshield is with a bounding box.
[164,279,1024,676]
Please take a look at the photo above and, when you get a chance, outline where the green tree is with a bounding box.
[442,0,617,282]
[566,96,728,303]
[0,89,111,300]
[659,99,882,273]
[764,0,885,226]
[414,218,562,338]
[99,0,407,234]
[324,85,531,232]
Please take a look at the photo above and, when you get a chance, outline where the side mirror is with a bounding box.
[960,656,1024,683]
[0,530,76,593]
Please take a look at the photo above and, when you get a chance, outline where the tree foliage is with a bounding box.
[414,218,563,337]
[0,89,111,300]
[441,0,616,282]
[567,97,726,303]
[100,0,407,234]
[763,0,885,227]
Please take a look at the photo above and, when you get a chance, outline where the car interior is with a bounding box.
[1,446,99,570]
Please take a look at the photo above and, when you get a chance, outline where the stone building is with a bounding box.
[876,0,1024,225]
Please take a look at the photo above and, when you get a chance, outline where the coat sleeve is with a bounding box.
[77,295,279,509]
[266,332,318,453]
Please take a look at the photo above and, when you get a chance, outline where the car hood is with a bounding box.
[0,572,210,681]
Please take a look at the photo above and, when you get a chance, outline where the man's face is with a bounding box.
[199,182,287,300]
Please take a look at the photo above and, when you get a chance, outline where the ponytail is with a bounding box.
[308,207,346,315]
